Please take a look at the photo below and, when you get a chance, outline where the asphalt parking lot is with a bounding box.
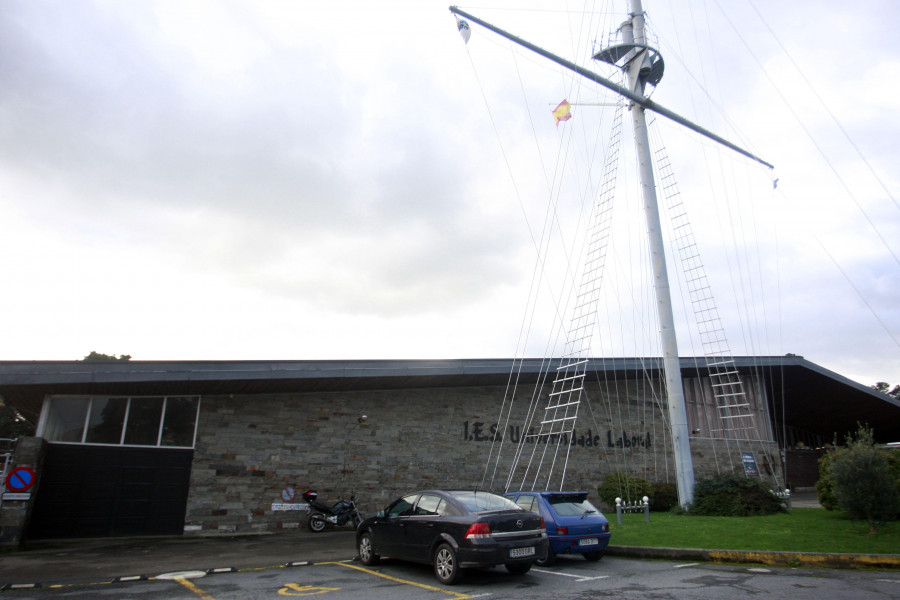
[2,495,898,599]
[4,553,900,600]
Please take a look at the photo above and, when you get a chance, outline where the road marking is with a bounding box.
[532,568,582,578]
[175,577,216,600]
[876,579,900,584]
[3,583,40,590]
[321,561,474,599]
[278,583,341,596]
[674,563,699,569]
[158,571,207,580]
[531,568,609,582]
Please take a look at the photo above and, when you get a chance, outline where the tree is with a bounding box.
[0,401,35,439]
[82,351,132,362]
[827,424,900,533]
[871,382,900,399]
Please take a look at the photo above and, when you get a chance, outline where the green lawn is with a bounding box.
[609,508,900,555]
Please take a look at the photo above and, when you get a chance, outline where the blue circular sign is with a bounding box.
[5,467,35,492]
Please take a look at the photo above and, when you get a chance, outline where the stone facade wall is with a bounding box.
[184,379,783,534]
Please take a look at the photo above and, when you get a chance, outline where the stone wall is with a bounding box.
[184,380,783,534]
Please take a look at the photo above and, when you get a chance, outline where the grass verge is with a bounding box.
[609,508,899,554]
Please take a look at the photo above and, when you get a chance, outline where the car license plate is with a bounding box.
[510,546,535,558]
[579,538,599,546]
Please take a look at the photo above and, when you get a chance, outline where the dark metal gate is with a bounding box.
[785,449,825,489]
[28,444,193,538]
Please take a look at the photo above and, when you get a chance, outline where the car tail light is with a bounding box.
[557,526,568,536]
[540,517,546,531]
[464,522,492,539]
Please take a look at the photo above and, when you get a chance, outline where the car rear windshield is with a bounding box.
[449,491,522,513]
[547,495,599,517]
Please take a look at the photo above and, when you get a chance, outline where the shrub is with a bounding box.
[651,481,679,512]
[690,474,787,516]
[815,451,841,511]
[827,424,900,533]
[819,440,900,515]
[597,472,652,508]
[884,448,900,487]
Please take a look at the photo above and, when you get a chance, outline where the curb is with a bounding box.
[607,545,900,570]
[0,561,318,591]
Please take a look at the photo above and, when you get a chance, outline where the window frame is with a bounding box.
[37,395,201,449]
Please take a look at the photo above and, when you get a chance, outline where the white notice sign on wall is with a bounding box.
[271,502,310,511]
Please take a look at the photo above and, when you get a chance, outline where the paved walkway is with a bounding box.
[789,489,822,508]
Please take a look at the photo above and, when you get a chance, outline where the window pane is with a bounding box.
[515,495,536,512]
[84,397,127,444]
[123,397,164,446]
[388,495,418,517]
[449,491,521,513]
[548,496,599,516]
[43,397,89,442]
[416,494,444,516]
[161,396,199,447]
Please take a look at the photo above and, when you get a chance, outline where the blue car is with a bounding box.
[504,491,610,566]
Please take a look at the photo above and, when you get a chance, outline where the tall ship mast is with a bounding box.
[451,1,772,506]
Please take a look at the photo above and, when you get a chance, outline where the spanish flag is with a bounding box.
[552,99,572,126]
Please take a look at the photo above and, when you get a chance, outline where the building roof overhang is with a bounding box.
[1,356,897,443]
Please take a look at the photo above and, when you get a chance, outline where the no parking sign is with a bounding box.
[3,466,36,500]
[281,486,296,503]
[5,467,35,493]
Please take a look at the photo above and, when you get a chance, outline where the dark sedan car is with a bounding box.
[356,489,549,584]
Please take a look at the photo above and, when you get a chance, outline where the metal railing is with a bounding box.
[615,496,650,524]
[0,438,18,512]
[772,488,792,510]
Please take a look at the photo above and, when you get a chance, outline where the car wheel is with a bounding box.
[433,543,462,585]
[536,545,557,566]
[308,513,327,533]
[358,532,380,565]
[583,550,604,561]
[505,563,531,575]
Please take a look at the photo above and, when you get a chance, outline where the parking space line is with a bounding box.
[531,568,609,583]
[175,577,216,600]
[321,562,474,599]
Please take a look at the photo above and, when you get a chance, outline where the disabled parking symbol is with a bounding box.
[278,584,340,596]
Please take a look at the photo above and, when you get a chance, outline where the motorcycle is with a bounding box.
[303,490,363,533]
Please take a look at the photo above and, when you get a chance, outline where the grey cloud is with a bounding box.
[0,3,533,321]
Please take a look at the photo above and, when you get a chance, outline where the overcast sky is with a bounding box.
[1,0,898,387]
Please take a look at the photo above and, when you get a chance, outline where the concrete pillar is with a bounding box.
[0,437,47,550]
